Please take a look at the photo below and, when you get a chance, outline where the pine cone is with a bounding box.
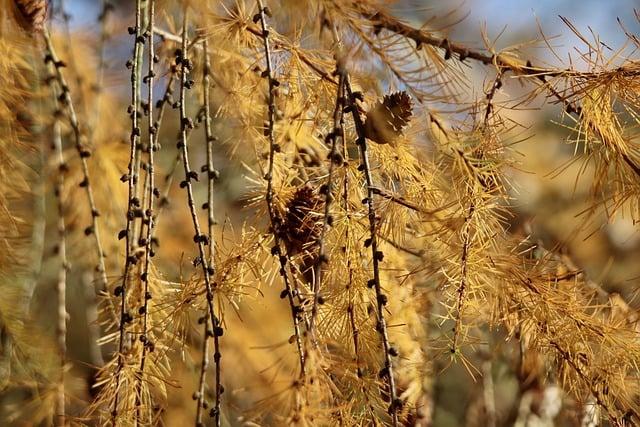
[364,91,413,145]
[12,0,48,33]
[280,185,323,256]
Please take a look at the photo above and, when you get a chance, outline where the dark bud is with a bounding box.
[114,286,123,296]
[138,306,146,315]
[84,226,94,236]
[378,366,389,379]
[364,238,372,248]
[280,289,289,299]
[367,279,376,289]
[127,26,136,35]
[377,294,388,306]
[374,251,384,262]
[389,347,399,357]
[118,229,127,240]
[389,398,404,413]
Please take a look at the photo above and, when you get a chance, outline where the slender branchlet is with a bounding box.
[49,0,106,373]
[50,79,67,427]
[194,36,223,427]
[343,75,400,425]
[131,1,150,248]
[134,0,157,422]
[324,16,401,422]
[111,0,145,420]
[309,71,345,333]
[42,30,110,307]
[452,70,504,353]
[174,9,223,425]
[254,0,307,377]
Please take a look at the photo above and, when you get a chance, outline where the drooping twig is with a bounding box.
[134,0,157,422]
[309,71,345,333]
[254,0,307,377]
[111,0,145,419]
[50,79,68,427]
[50,0,107,374]
[42,30,109,300]
[343,74,401,426]
[195,36,223,427]
[452,71,503,354]
[174,10,223,425]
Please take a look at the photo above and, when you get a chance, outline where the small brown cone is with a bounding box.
[12,0,48,33]
[364,91,413,145]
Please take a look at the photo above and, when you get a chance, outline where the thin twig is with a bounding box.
[42,30,109,298]
[174,10,223,425]
[111,0,145,419]
[344,73,401,427]
[50,77,68,427]
[195,36,223,427]
[255,0,307,377]
[309,71,345,333]
[135,1,157,423]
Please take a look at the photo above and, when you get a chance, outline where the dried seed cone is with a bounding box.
[281,185,323,256]
[364,91,413,145]
[12,0,48,33]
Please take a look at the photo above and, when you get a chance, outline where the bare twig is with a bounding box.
[111,0,145,419]
[50,77,68,427]
[174,10,223,425]
[195,36,223,427]
[135,0,158,422]
[255,0,307,377]
[309,71,345,333]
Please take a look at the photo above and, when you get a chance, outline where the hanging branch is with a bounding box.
[174,9,224,425]
[322,17,401,422]
[195,36,223,427]
[42,30,110,307]
[135,0,157,421]
[343,76,401,425]
[50,78,68,427]
[451,71,503,353]
[309,71,345,333]
[254,0,307,376]
[111,0,145,419]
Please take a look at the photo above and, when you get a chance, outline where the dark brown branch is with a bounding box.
[344,73,401,427]
[255,0,307,377]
